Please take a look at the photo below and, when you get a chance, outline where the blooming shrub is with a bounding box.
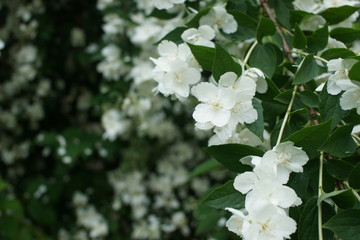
[1,0,360,240]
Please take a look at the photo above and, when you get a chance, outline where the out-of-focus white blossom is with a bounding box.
[70,28,86,47]
[327,58,358,95]
[200,6,238,34]
[340,85,360,114]
[151,40,201,100]
[101,109,130,140]
[153,0,185,10]
[102,14,125,35]
[181,25,216,48]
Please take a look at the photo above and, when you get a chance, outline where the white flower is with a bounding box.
[261,141,309,183]
[16,45,37,64]
[234,171,259,194]
[101,44,120,61]
[154,59,201,98]
[200,6,238,34]
[299,15,326,31]
[293,0,323,12]
[208,127,263,146]
[226,202,297,240]
[218,72,258,124]
[151,41,201,100]
[70,28,86,47]
[244,68,268,93]
[327,58,358,95]
[0,39,4,56]
[97,0,116,10]
[76,206,108,238]
[153,0,185,10]
[181,25,215,48]
[101,109,130,140]
[192,82,237,127]
[245,180,302,210]
[340,85,360,114]
[102,14,125,35]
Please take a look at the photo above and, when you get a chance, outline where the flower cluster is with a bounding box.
[226,142,309,240]
[326,58,360,114]
[151,40,202,100]
[73,192,109,238]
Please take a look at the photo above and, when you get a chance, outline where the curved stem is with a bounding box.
[291,50,329,64]
[344,181,360,202]
[318,151,324,240]
[243,40,258,67]
[260,0,293,62]
[276,85,298,146]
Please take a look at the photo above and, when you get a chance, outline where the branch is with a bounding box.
[260,0,293,62]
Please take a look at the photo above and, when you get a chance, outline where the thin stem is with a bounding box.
[291,50,329,64]
[243,40,258,66]
[260,0,293,62]
[351,134,360,146]
[276,85,298,145]
[318,151,324,240]
[344,181,360,202]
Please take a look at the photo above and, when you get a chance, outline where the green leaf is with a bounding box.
[0,179,8,192]
[330,28,360,43]
[256,17,276,43]
[325,159,353,180]
[318,189,356,209]
[320,48,356,60]
[298,91,319,108]
[201,180,245,209]
[319,125,357,158]
[323,209,360,240]
[248,43,278,77]
[349,162,360,189]
[307,24,329,52]
[274,89,293,105]
[298,198,335,240]
[225,10,257,41]
[288,173,310,200]
[155,26,187,45]
[284,119,332,158]
[205,144,264,173]
[272,0,293,29]
[186,8,211,28]
[293,24,307,49]
[319,84,349,130]
[298,198,319,240]
[212,43,242,81]
[190,159,222,177]
[293,54,321,85]
[290,10,313,26]
[0,198,24,217]
[194,205,223,235]
[319,6,360,25]
[187,43,215,72]
[245,98,264,140]
[348,61,360,82]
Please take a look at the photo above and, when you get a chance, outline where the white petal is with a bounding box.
[198,25,216,40]
[219,88,237,109]
[191,82,218,102]
[218,72,238,88]
[234,172,258,194]
[183,68,201,84]
[327,58,343,72]
[193,104,213,123]
[211,108,231,127]
[158,40,178,57]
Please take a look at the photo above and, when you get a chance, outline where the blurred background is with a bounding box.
[0,0,235,239]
